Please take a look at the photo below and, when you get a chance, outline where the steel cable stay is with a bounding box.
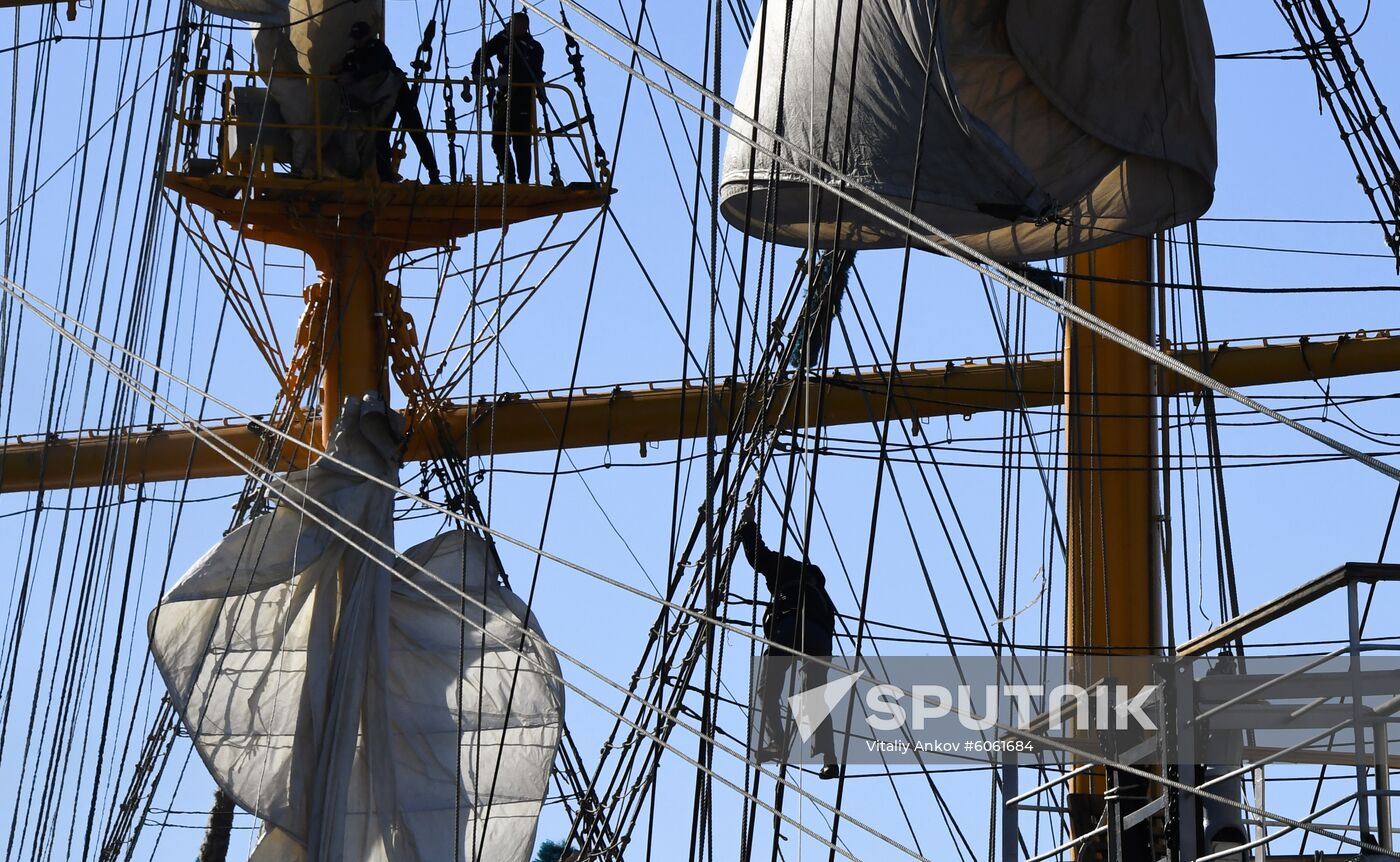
[825,286,1070,854]
[1,9,196,857]
[102,249,230,860]
[0,335,1218,862]
[570,262,846,856]
[2,18,88,857]
[565,33,820,838]
[564,280,829,856]
[6,270,1400,859]
[13,116,1400,862]
[521,0,1400,488]
[13,285,943,862]
[604,0,760,317]
[461,3,667,848]
[677,0,788,841]
[12,5,1400,858]
[467,175,609,862]
[784,254,1013,856]
[1274,0,1400,269]
[53,305,1400,862]
[89,100,215,861]
[426,217,601,397]
[1225,2,1400,817]
[8,226,907,856]
[756,449,992,862]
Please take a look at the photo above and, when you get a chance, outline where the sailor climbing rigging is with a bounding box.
[332,20,442,183]
[471,11,546,184]
[738,504,842,780]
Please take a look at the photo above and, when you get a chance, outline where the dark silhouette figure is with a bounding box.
[471,12,546,184]
[737,506,841,779]
[334,21,441,183]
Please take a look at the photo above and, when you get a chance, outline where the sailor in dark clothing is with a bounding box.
[470,12,546,184]
[332,21,441,183]
[737,505,841,780]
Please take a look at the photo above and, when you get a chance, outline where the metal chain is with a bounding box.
[280,277,329,399]
[382,278,442,433]
[558,5,611,184]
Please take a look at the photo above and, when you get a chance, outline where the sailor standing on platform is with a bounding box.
[470,12,546,184]
[738,504,842,780]
[332,21,442,183]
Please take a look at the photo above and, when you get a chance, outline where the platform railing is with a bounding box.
[998,563,1400,861]
[170,69,601,186]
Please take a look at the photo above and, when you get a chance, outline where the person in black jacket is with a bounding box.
[333,21,441,182]
[738,505,841,780]
[470,12,546,184]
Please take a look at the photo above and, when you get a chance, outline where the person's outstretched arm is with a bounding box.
[736,517,782,594]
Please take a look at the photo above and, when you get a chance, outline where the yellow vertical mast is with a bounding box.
[315,240,390,447]
[1064,239,1160,656]
[1063,238,1160,836]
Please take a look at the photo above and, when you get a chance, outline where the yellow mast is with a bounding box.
[313,239,389,447]
[1063,238,1159,847]
[1064,239,1160,656]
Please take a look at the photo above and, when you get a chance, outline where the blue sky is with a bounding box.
[2,1,1400,859]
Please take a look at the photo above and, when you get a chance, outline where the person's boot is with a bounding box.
[818,763,840,780]
[420,152,441,184]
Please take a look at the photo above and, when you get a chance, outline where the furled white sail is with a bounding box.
[190,0,384,74]
[193,0,386,176]
[190,0,288,25]
[720,0,1217,261]
[148,393,563,861]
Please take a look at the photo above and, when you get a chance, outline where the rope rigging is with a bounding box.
[1275,0,1400,270]
[5,2,1400,860]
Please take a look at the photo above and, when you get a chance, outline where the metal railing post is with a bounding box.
[170,70,600,187]
[1349,579,1374,846]
[1000,752,1019,862]
[1174,660,1200,862]
[1378,718,1394,850]
[532,84,540,185]
[1252,766,1267,862]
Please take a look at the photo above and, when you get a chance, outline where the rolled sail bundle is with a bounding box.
[190,0,386,176]
[190,0,382,72]
[720,0,1217,261]
[148,394,563,862]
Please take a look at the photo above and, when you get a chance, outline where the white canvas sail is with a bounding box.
[190,0,385,72]
[190,0,288,24]
[720,0,1217,261]
[148,393,563,861]
[192,0,386,176]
